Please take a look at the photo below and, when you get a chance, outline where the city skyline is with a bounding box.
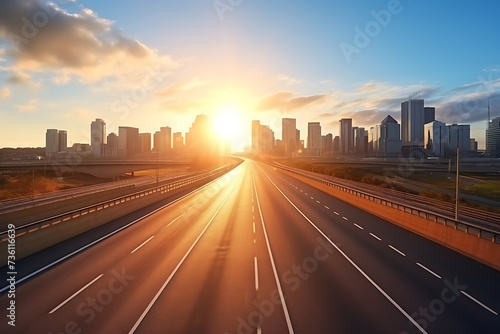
[1,1,500,150]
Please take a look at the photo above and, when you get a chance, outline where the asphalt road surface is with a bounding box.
[1,160,499,333]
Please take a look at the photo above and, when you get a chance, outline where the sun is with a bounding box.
[213,108,245,142]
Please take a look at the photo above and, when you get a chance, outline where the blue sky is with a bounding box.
[0,0,499,150]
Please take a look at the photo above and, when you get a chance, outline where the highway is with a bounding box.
[1,160,499,333]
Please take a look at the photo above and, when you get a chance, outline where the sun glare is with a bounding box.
[213,108,245,141]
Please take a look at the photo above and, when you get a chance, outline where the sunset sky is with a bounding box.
[1,0,499,151]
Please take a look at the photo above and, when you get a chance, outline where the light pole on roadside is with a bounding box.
[455,147,459,221]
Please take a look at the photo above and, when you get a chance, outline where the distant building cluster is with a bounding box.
[252,98,499,159]
[45,114,228,160]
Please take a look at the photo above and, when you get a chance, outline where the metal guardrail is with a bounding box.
[0,164,236,242]
[272,162,500,244]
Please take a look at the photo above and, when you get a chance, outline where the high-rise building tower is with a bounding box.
[424,107,436,124]
[339,118,353,154]
[173,132,184,151]
[282,118,297,156]
[401,98,425,147]
[118,126,139,158]
[91,118,106,158]
[45,129,59,158]
[307,122,322,156]
[252,120,275,155]
[58,130,67,153]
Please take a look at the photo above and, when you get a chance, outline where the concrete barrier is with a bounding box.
[0,171,229,266]
[0,185,136,229]
[279,168,500,271]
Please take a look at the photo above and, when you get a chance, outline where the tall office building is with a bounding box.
[307,122,322,156]
[353,127,368,155]
[324,133,333,155]
[371,116,401,157]
[107,132,119,157]
[424,120,448,157]
[118,126,139,158]
[58,130,67,153]
[139,133,151,153]
[91,118,106,158]
[401,99,425,147]
[339,118,353,155]
[157,126,172,156]
[252,120,275,155]
[486,116,500,158]
[282,118,297,156]
[173,132,184,150]
[186,114,217,157]
[424,107,436,124]
[448,124,471,154]
[45,129,59,158]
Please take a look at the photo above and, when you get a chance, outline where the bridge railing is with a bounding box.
[272,162,500,245]
[0,163,237,241]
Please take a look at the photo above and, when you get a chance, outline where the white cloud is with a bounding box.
[276,74,302,86]
[0,87,10,98]
[0,0,177,84]
[15,99,37,113]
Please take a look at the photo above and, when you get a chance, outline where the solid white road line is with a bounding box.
[388,245,406,257]
[254,257,259,291]
[416,262,442,279]
[369,233,382,241]
[128,176,238,334]
[252,172,295,334]
[257,165,428,334]
[49,274,103,314]
[131,236,155,254]
[0,169,239,294]
[353,223,363,230]
[460,291,498,315]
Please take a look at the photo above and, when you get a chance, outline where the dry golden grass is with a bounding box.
[0,174,80,200]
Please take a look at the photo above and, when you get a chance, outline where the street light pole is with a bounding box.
[455,147,459,221]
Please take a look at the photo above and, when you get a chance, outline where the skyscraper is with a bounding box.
[339,118,353,155]
[424,107,436,124]
[119,126,139,158]
[424,120,448,157]
[401,99,425,147]
[107,132,119,157]
[307,122,322,156]
[252,120,275,155]
[91,118,106,158]
[282,118,297,156]
[45,129,59,158]
[486,116,500,158]
[186,114,217,157]
[158,126,171,156]
[371,116,401,157]
[173,132,184,151]
[324,133,333,155]
[139,133,151,153]
[58,130,67,153]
